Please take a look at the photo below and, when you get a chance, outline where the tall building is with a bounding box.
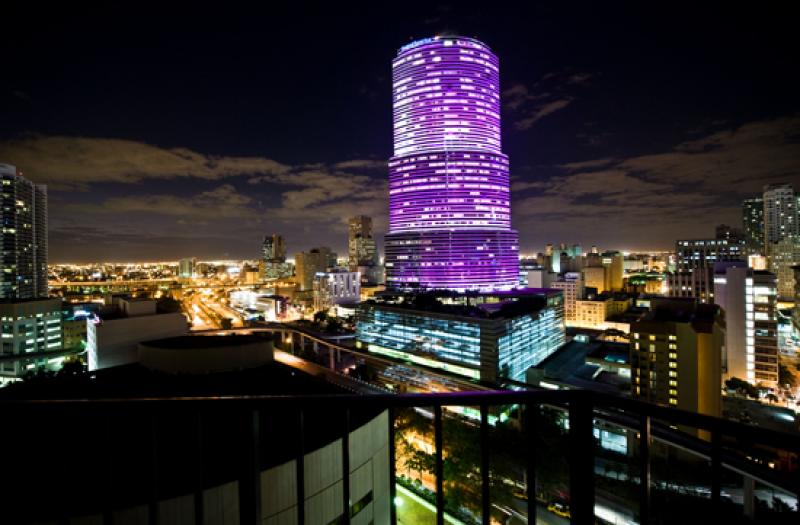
[742,197,764,255]
[714,264,778,387]
[0,164,48,299]
[715,224,744,244]
[630,300,722,417]
[762,184,799,298]
[348,216,380,284]
[262,234,286,262]
[668,239,744,303]
[178,257,195,278]
[550,272,583,322]
[383,36,519,291]
[294,247,336,291]
[602,251,624,292]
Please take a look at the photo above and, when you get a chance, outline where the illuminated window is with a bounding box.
[649,335,656,341]
[669,371,677,377]
[669,353,677,359]
[669,398,678,405]
[669,380,677,387]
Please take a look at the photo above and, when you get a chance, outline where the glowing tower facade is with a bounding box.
[384,36,519,291]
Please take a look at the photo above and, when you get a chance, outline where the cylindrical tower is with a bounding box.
[384,36,519,291]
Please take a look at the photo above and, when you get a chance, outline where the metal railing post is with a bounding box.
[480,403,491,525]
[711,429,721,510]
[569,393,594,524]
[434,404,445,525]
[525,402,539,525]
[194,410,204,525]
[388,407,397,525]
[240,408,261,525]
[149,413,160,525]
[296,410,305,525]
[639,414,651,525]
[342,408,351,525]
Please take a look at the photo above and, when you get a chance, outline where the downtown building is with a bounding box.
[348,215,381,285]
[763,183,799,299]
[668,238,744,303]
[714,263,779,387]
[260,233,292,280]
[357,37,564,384]
[383,36,518,291]
[0,164,62,384]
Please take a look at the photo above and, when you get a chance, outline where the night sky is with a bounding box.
[3,3,799,262]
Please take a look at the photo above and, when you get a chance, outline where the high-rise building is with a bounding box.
[260,234,292,280]
[295,247,336,291]
[0,164,48,299]
[383,36,519,291]
[348,216,380,284]
[762,184,799,298]
[630,299,722,417]
[742,198,764,255]
[602,251,624,292]
[178,257,195,279]
[668,239,744,303]
[715,224,744,244]
[551,273,583,322]
[714,264,778,387]
[262,234,286,263]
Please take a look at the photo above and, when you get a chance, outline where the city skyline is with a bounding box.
[2,4,800,261]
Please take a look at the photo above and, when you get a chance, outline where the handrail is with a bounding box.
[2,389,798,450]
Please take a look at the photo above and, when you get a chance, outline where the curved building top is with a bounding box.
[392,36,501,157]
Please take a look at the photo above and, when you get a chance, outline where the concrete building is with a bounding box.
[356,289,565,383]
[313,270,361,313]
[573,293,631,330]
[668,238,744,303]
[630,299,722,417]
[294,247,337,291]
[86,297,188,370]
[714,265,779,387]
[742,197,764,255]
[550,273,583,322]
[582,266,606,294]
[0,164,48,300]
[348,216,380,285]
[602,251,624,292]
[0,297,62,383]
[527,268,556,289]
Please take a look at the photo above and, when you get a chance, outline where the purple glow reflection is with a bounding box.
[385,36,519,291]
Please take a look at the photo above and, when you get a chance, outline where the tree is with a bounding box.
[778,364,796,388]
[725,377,759,398]
[313,311,328,325]
[220,318,233,330]
[156,297,181,314]
[325,318,343,333]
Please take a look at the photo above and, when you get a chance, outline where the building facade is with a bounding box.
[178,257,195,279]
[742,197,764,255]
[348,216,381,285]
[763,184,799,299]
[0,164,48,300]
[0,298,62,383]
[714,265,779,387]
[630,301,722,417]
[668,238,744,303]
[383,37,519,291]
[356,290,564,383]
[294,247,337,291]
[550,273,583,322]
[313,270,361,313]
[260,234,292,280]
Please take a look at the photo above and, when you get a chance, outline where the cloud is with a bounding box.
[513,116,800,248]
[503,70,591,130]
[0,135,290,188]
[73,184,259,219]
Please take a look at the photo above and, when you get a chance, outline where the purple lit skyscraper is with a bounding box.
[384,36,519,291]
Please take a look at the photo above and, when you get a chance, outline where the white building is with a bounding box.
[550,272,583,322]
[0,298,62,384]
[86,297,188,370]
[714,264,778,387]
[313,271,360,313]
[763,184,799,298]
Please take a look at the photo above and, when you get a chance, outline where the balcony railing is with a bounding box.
[1,388,798,524]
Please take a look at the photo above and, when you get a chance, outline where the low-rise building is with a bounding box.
[313,270,361,313]
[356,289,565,383]
[0,298,63,383]
[87,297,188,370]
